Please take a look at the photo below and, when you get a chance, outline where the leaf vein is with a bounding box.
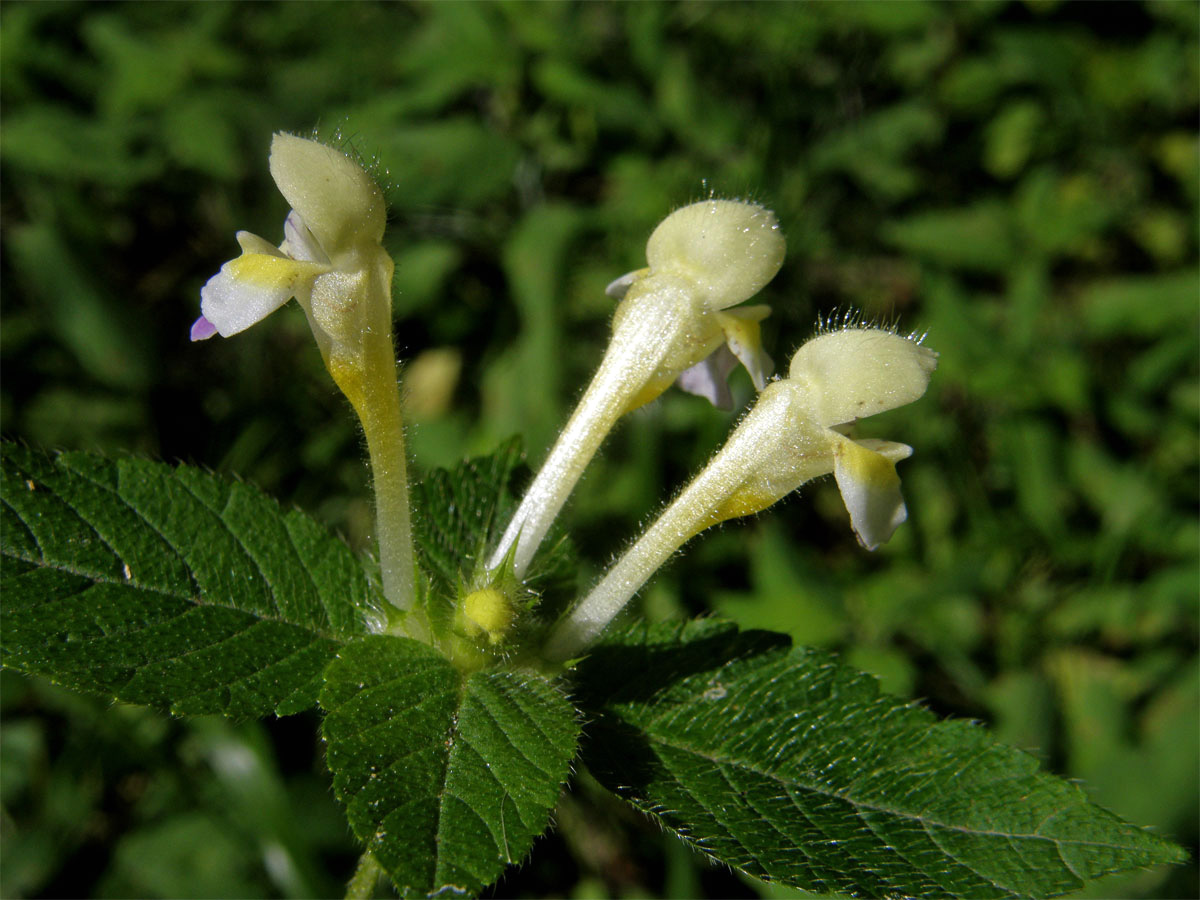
[470,686,557,784]
[642,730,1143,854]
[335,686,459,746]
[918,817,1013,895]
[57,455,199,595]
[0,546,332,636]
[1,495,47,562]
[280,513,339,634]
[172,475,283,621]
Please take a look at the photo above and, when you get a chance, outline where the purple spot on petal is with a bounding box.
[190,316,218,341]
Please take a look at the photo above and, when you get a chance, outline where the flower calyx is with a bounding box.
[457,587,518,646]
[443,574,539,673]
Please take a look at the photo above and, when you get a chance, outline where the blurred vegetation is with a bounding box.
[1,1,1196,897]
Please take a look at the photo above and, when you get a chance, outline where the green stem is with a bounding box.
[345,850,383,900]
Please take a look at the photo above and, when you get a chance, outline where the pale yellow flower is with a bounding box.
[602,198,784,410]
[192,133,388,360]
[193,134,417,624]
[545,326,938,660]
[490,199,786,578]
[702,326,938,549]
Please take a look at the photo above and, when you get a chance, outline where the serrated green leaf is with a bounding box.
[1,444,379,717]
[320,636,579,898]
[575,619,1185,899]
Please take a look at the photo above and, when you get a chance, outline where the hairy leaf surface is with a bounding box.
[321,636,579,898]
[575,619,1186,899]
[1,444,379,716]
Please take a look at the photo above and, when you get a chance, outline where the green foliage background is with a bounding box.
[1,1,1196,897]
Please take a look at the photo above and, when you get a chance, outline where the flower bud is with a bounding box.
[458,587,517,646]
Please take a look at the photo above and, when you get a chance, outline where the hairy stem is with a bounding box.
[360,257,417,621]
[359,340,416,616]
[543,387,790,661]
[345,851,383,900]
[489,295,690,579]
[329,251,419,628]
[542,449,740,661]
[487,349,642,578]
